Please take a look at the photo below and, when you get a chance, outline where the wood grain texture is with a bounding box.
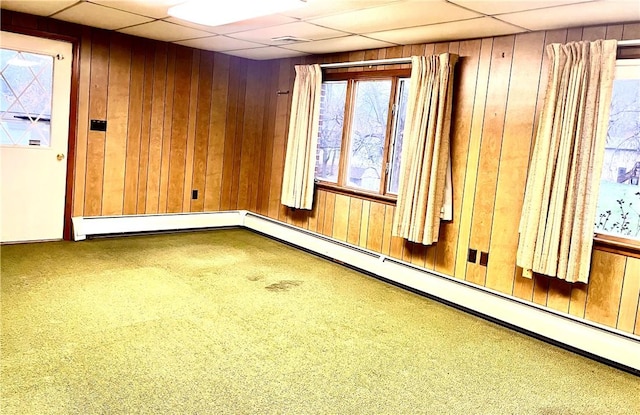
[72,28,91,217]
[83,31,109,216]
[136,43,155,214]
[203,54,230,212]
[181,50,200,212]
[585,250,626,327]
[190,52,213,212]
[466,35,515,287]
[166,46,192,213]
[144,43,168,214]
[617,257,640,333]
[123,40,145,215]
[485,32,545,294]
[157,44,176,214]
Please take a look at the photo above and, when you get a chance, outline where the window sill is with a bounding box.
[593,233,640,259]
[315,181,397,205]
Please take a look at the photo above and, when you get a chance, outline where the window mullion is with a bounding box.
[337,79,354,187]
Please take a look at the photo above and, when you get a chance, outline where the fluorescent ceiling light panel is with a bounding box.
[168,0,307,27]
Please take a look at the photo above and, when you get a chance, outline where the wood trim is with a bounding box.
[593,234,640,259]
[324,68,411,81]
[2,21,81,241]
[315,181,396,205]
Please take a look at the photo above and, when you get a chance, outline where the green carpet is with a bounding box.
[1,229,638,414]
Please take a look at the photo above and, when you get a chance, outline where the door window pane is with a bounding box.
[594,62,640,240]
[316,81,347,183]
[0,48,53,147]
[346,79,391,192]
[387,78,410,194]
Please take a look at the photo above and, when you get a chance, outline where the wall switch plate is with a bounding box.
[90,119,107,132]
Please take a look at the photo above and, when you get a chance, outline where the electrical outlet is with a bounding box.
[468,249,477,263]
[479,251,489,266]
[192,189,198,200]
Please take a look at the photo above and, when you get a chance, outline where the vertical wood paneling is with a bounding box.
[144,43,168,214]
[347,198,362,245]
[585,251,626,327]
[435,39,481,276]
[157,44,176,213]
[72,28,91,217]
[166,47,192,213]
[485,32,545,294]
[136,43,155,214]
[333,194,350,241]
[102,34,131,215]
[181,50,200,212]
[617,257,640,333]
[83,31,109,216]
[366,202,385,252]
[190,52,214,212]
[455,37,493,281]
[123,40,145,215]
[203,54,230,212]
[466,35,515,287]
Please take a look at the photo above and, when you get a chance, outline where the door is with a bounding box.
[0,31,72,243]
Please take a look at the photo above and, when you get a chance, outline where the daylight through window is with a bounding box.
[314,70,410,197]
[594,59,640,242]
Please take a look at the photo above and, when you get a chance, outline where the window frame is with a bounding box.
[315,69,411,203]
[593,57,640,258]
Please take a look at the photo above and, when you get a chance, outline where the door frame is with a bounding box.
[2,19,81,241]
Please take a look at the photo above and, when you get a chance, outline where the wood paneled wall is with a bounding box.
[250,23,640,336]
[2,10,639,336]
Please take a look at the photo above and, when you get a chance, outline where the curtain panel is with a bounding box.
[392,53,458,245]
[281,64,322,210]
[517,39,618,283]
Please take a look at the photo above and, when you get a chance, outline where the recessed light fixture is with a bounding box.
[168,0,307,27]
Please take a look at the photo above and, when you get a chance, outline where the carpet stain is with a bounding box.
[247,275,264,282]
[265,280,303,292]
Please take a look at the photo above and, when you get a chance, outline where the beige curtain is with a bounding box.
[517,39,618,283]
[392,54,458,245]
[281,64,322,209]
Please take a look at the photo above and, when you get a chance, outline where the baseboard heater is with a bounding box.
[71,211,640,373]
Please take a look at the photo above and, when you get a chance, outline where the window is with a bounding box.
[315,70,410,198]
[594,59,640,243]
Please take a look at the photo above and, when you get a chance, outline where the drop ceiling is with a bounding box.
[1,0,639,60]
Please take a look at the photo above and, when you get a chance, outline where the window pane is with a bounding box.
[387,78,410,194]
[346,79,391,192]
[0,49,53,147]
[315,81,347,183]
[594,74,640,240]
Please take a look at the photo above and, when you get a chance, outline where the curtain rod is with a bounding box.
[318,39,640,69]
[320,57,411,69]
[618,39,640,47]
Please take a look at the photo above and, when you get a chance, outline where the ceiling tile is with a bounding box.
[51,2,153,30]
[165,14,298,35]
[280,0,401,20]
[448,0,595,15]
[281,35,396,54]
[308,0,481,34]
[230,22,348,45]
[496,1,640,31]
[118,20,213,42]
[175,36,267,52]
[89,0,183,19]
[0,0,78,16]
[367,17,526,44]
[223,47,309,60]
